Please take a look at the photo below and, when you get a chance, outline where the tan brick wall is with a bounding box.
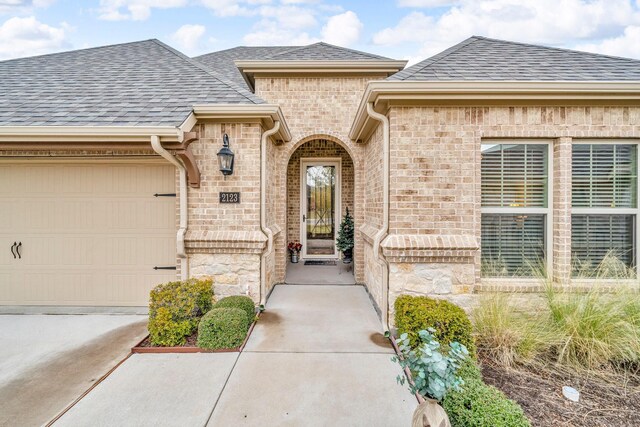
[385,105,640,310]
[255,76,388,283]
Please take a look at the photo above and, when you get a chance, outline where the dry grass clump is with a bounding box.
[474,255,640,372]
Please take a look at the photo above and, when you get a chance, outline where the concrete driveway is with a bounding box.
[0,314,147,427]
[54,285,416,426]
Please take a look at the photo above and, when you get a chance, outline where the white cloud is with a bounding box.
[0,16,68,59]
[98,0,187,21]
[374,0,640,62]
[576,25,640,58]
[170,24,206,52]
[397,0,460,6]
[243,19,318,45]
[321,11,362,47]
[0,0,55,14]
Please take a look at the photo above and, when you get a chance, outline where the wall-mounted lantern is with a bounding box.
[217,133,235,176]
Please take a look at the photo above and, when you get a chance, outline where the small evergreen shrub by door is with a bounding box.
[213,295,255,327]
[336,207,354,263]
[197,307,249,350]
[395,295,476,357]
[148,278,213,346]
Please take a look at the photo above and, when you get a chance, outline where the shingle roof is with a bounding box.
[0,39,263,127]
[194,46,297,88]
[194,42,395,90]
[389,36,640,81]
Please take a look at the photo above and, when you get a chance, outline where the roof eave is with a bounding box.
[0,125,183,144]
[192,103,292,142]
[349,80,640,142]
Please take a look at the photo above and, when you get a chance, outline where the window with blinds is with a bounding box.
[481,144,548,207]
[481,214,546,276]
[481,143,549,277]
[571,144,638,275]
[571,215,634,269]
[572,144,637,208]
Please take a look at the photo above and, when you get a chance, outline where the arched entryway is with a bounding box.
[284,139,355,284]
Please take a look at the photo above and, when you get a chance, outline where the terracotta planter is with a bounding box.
[412,398,450,427]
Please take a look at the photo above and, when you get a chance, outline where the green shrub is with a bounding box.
[197,307,249,350]
[214,296,255,326]
[443,362,530,427]
[148,278,213,346]
[395,295,476,357]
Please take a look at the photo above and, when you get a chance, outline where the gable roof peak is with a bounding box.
[388,35,640,82]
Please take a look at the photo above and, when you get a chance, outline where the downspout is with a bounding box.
[259,120,281,310]
[366,102,390,335]
[151,135,188,280]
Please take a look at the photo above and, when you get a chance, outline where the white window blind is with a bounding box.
[571,215,634,268]
[481,143,549,277]
[571,143,638,275]
[572,144,637,208]
[481,144,548,208]
[481,214,546,276]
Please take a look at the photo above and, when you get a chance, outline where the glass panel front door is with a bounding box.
[303,162,339,257]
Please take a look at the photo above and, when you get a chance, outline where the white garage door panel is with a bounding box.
[0,162,177,307]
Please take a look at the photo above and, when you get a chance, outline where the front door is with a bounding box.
[300,159,341,259]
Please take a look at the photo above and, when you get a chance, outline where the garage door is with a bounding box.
[0,161,177,307]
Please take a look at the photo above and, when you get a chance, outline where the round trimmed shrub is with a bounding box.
[442,362,530,427]
[197,307,249,350]
[395,295,476,357]
[214,296,255,326]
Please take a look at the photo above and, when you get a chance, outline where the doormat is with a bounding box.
[304,260,337,266]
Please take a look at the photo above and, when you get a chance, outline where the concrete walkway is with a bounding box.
[54,285,415,426]
[0,315,147,427]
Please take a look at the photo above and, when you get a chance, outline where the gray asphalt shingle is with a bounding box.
[0,39,263,127]
[193,42,395,90]
[389,36,640,81]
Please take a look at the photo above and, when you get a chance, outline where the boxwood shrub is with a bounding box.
[197,307,249,350]
[442,362,530,427]
[213,296,255,326]
[395,295,476,357]
[148,278,213,346]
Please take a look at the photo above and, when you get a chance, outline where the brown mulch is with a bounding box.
[137,331,199,347]
[478,352,640,427]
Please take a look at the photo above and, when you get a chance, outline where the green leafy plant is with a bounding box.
[197,307,249,350]
[392,329,468,401]
[395,295,476,357]
[148,278,213,346]
[336,207,354,253]
[442,362,531,427]
[213,295,256,326]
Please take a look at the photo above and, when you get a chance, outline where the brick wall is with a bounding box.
[384,105,640,318]
[255,76,388,283]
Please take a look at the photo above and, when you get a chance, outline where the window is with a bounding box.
[571,144,638,275]
[481,143,549,277]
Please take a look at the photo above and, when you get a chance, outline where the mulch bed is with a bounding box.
[136,331,199,348]
[478,352,640,427]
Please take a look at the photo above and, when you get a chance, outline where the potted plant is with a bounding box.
[287,241,302,263]
[392,329,468,427]
[336,207,354,264]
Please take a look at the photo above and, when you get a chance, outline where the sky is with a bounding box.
[1,0,640,64]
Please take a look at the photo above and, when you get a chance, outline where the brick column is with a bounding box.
[553,137,572,284]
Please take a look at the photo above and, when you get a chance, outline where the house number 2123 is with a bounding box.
[219,192,240,203]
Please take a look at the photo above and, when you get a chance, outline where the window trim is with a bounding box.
[481,139,553,279]
[571,139,640,274]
